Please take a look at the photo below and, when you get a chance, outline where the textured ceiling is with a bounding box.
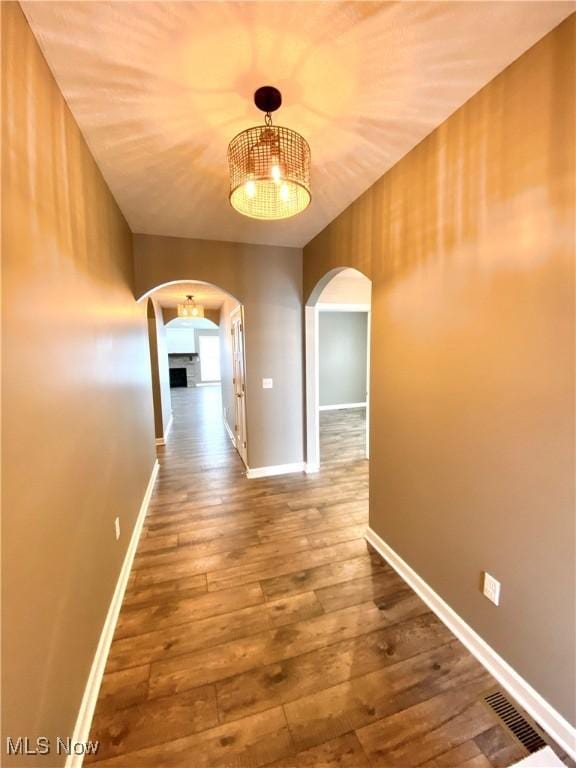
[23,1,573,247]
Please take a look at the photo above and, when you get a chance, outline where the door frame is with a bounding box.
[305,302,371,473]
[230,305,248,467]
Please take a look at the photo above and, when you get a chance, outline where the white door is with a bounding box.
[198,335,221,382]
[231,307,248,466]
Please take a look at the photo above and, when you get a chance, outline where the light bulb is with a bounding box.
[280,183,289,202]
[245,180,256,198]
[271,164,281,183]
[192,307,198,317]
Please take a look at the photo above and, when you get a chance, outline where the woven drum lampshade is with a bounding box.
[228,87,311,220]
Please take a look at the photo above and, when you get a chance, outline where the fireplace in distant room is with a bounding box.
[168,352,200,388]
[169,367,187,388]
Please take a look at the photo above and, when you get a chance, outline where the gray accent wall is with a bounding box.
[319,312,368,407]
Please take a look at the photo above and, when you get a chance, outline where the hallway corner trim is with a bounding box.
[246,462,305,479]
[66,459,160,768]
[365,527,576,761]
[155,414,174,447]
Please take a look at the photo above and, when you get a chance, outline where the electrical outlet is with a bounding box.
[262,378,273,389]
[482,572,501,606]
[114,517,121,541]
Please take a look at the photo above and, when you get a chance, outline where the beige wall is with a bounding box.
[134,235,304,469]
[304,16,575,724]
[2,4,156,764]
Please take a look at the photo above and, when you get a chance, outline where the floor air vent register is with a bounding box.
[483,690,547,755]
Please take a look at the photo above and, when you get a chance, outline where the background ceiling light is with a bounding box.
[177,295,204,318]
[228,86,311,220]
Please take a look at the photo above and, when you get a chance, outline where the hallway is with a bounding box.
[86,387,530,768]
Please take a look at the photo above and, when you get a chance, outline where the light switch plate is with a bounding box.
[114,517,121,541]
[262,378,273,389]
[482,571,501,606]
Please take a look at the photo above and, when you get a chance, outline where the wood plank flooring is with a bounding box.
[87,387,555,767]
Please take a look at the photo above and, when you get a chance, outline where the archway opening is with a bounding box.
[144,280,248,468]
[305,268,372,472]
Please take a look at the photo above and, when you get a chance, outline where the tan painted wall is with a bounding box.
[1,4,157,763]
[304,16,575,723]
[134,234,304,469]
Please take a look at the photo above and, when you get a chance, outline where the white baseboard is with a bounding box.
[319,402,367,411]
[246,462,305,479]
[305,462,320,474]
[223,417,236,446]
[365,527,576,761]
[509,747,565,767]
[66,459,159,768]
[155,414,173,446]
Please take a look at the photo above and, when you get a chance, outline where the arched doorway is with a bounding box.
[141,280,248,467]
[305,268,372,472]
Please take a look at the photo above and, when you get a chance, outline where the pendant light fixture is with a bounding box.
[177,295,204,319]
[228,86,311,220]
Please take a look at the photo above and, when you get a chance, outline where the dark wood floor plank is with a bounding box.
[88,389,558,767]
[355,681,504,767]
[260,554,386,600]
[306,525,367,548]
[133,534,312,575]
[206,539,374,592]
[114,583,264,639]
[122,573,207,609]
[86,684,218,763]
[215,613,453,723]
[315,569,430,626]
[107,592,323,673]
[473,725,528,768]
[283,641,489,751]
[88,707,293,767]
[265,733,371,768]
[148,602,389,698]
[96,665,150,713]
[416,741,493,768]
[135,534,178,554]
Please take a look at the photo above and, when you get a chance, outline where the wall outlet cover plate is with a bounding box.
[483,571,501,606]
